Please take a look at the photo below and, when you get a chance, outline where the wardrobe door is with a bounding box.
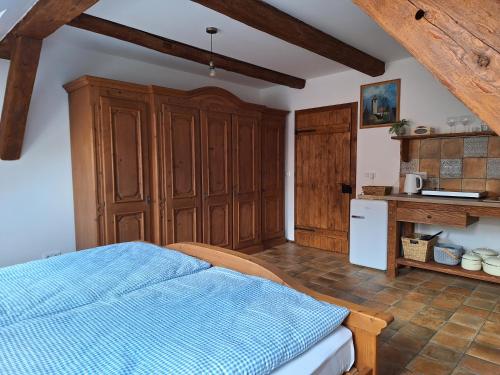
[232,114,261,250]
[158,104,202,245]
[99,96,151,244]
[201,111,232,248]
[261,115,285,245]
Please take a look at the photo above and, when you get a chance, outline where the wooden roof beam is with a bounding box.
[192,0,385,77]
[353,0,500,134]
[68,14,306,89]
[0,0,99,160]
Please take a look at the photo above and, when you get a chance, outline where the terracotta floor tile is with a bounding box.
[456,355,500,375]
[414,286,441,296]
[362,300,390,311]
[487,312,500,323]
[391,280,417,291]
[421,343,463,364]
[404,291,434,304]
[394,299,427,312]
[471,290,500,301]
[445,286,473,296]
[420,281,448,291]
[398,323,436,341]
[389,331,428,353]
[371,290,403,305]
[467,342,500,365]
[407,355,455,375]
[455,305,490,319]
[387,306,418,322]
[481,321,500,336]
[474,331,500,348]
[449,312,486,330]
[431,293,466,311]
[464,297,496,311]
[431,332,472,352]
[411,313,446,331]
[440,322,478,340]
[379,342,415,367]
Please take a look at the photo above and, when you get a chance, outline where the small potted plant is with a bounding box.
[389,119,409,136]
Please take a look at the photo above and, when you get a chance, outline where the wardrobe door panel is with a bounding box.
[232,114,261,249]
[100,96,151,244]
[261,115,285,243]
[158,104,202,245]
[201,111,232,248]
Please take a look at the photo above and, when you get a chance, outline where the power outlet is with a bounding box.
[42,251,62,259]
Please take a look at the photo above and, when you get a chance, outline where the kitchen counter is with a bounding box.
[364,193,500,283]
[359,193,500,209]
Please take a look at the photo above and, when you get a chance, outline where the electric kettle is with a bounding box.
[404,173,423,195]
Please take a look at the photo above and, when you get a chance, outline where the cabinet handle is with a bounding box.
[427,215,432,219]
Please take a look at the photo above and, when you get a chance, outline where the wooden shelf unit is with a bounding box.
[393,131,497,162]
[391,130,496,141]
[397,258,500,284]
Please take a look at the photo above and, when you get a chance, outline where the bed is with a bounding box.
[0,242,391,375]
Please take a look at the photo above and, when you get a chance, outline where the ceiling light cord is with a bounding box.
[206,27,218,77]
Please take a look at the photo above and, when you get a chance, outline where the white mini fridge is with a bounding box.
[349,199,388,270]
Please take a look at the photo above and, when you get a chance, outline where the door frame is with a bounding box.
[293,102,358,252]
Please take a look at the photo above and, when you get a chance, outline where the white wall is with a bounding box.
[0,32,262,267]
[260,57,500,250]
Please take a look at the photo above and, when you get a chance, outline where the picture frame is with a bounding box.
[360,78,401,129]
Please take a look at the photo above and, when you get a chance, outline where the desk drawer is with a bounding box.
[396,208,476,227]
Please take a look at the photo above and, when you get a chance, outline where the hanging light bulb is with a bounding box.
[209,60,216,77]
[206,27,218,77]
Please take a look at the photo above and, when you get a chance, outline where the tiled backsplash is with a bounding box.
[400,135,500,196]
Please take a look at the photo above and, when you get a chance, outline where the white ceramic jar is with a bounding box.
[472,248,498,261]
[462,252,482,271]
[483,256,500,276]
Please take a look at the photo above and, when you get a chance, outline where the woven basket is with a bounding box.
[362,186,392,196]
[402,234,439,262]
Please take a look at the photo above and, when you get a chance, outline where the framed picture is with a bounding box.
[360,79,400,129]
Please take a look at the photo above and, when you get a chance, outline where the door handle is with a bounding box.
[351,215,365,219]
[340,183,352,194]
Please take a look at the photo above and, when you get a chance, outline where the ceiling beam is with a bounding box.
[0,36,42,160]
[353,0,499,134]
[0,0,99,160]
[192,0,385,77]
[68,14,306,89]
[0,0,99,59]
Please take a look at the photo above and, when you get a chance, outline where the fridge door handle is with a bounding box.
[351,215,365,219]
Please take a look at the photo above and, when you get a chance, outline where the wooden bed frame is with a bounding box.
[168,242,393,375]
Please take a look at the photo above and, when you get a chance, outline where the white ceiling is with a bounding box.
[0,0,409,88]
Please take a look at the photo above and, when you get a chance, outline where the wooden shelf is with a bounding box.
[396,257,500,284]
[391,131,496,141]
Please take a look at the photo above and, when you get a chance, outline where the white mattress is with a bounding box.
[273,326,354,375]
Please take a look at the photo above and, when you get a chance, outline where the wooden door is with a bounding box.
[295,104,357,254]
[232,114,261,250]
[158,104,202,245]
[261,114,285,245]
[100,96,151,244]
[201,111,233,248]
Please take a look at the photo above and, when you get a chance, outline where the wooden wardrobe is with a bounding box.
[64,76,286,253]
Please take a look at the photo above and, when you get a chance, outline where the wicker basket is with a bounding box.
[402,234,439,262]
[362,186,392,196]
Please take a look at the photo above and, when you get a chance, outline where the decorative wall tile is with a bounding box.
[420,139,442,159]
[464,137,488,157]
[441,138,464,159]
[463,158,487,179]
[440,159,463,178]
[423,178,439,190]
[440,179,462,191]
[420,159,440,178]
[486,180,500,196]
[400,159,419,175]
[488,137,500,157]
[462,179,486,192]
[487,158,500,179]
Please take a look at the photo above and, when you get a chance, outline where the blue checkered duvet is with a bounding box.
[0,243,350,375]
[0,242,210,327]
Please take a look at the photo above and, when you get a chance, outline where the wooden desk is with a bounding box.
[360,195,500,284]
